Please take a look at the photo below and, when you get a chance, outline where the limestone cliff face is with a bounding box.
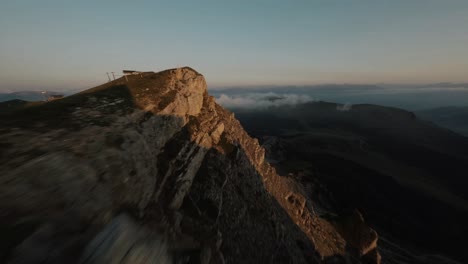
[0,67,379,263]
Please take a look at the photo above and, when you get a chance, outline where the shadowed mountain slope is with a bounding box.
[232,102,468,263]
[417,106,468,137]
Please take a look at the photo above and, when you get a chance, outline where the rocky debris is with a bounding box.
[336,210,378,256]
[0,67,380,263]
[332,210,380,264]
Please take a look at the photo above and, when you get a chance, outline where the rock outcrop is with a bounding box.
[0,67,379,263]
[333,210,380,263]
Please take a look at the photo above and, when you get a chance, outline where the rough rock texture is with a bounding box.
[333,210,380,263]
[0,67,379,263]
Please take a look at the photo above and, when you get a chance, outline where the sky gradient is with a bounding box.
[1,0,468,92]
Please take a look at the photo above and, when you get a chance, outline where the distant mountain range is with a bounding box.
[0,91,64,102]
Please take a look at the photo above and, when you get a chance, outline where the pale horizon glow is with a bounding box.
[1,0,468,92]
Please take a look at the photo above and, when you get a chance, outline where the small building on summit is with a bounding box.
[123,70,143,75]
[47,94,64,101]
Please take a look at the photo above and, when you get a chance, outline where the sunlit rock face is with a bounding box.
[0,67,379,264]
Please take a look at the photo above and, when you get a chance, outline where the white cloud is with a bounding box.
[336,103,352,111]
[215,92,315,109]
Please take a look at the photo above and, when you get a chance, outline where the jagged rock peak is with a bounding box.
[103,67,207,120]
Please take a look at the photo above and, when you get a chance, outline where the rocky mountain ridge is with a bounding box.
[0,68,379,263]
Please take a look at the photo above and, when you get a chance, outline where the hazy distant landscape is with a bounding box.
[211,84,468,110]
[210,84,468,137]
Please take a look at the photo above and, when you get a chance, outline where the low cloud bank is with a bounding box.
[336,103,353,111]
[215,93,315,109]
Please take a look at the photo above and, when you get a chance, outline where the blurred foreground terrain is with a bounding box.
[0,68,466,263]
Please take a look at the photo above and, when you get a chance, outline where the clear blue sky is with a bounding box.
[1,0,468,92]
